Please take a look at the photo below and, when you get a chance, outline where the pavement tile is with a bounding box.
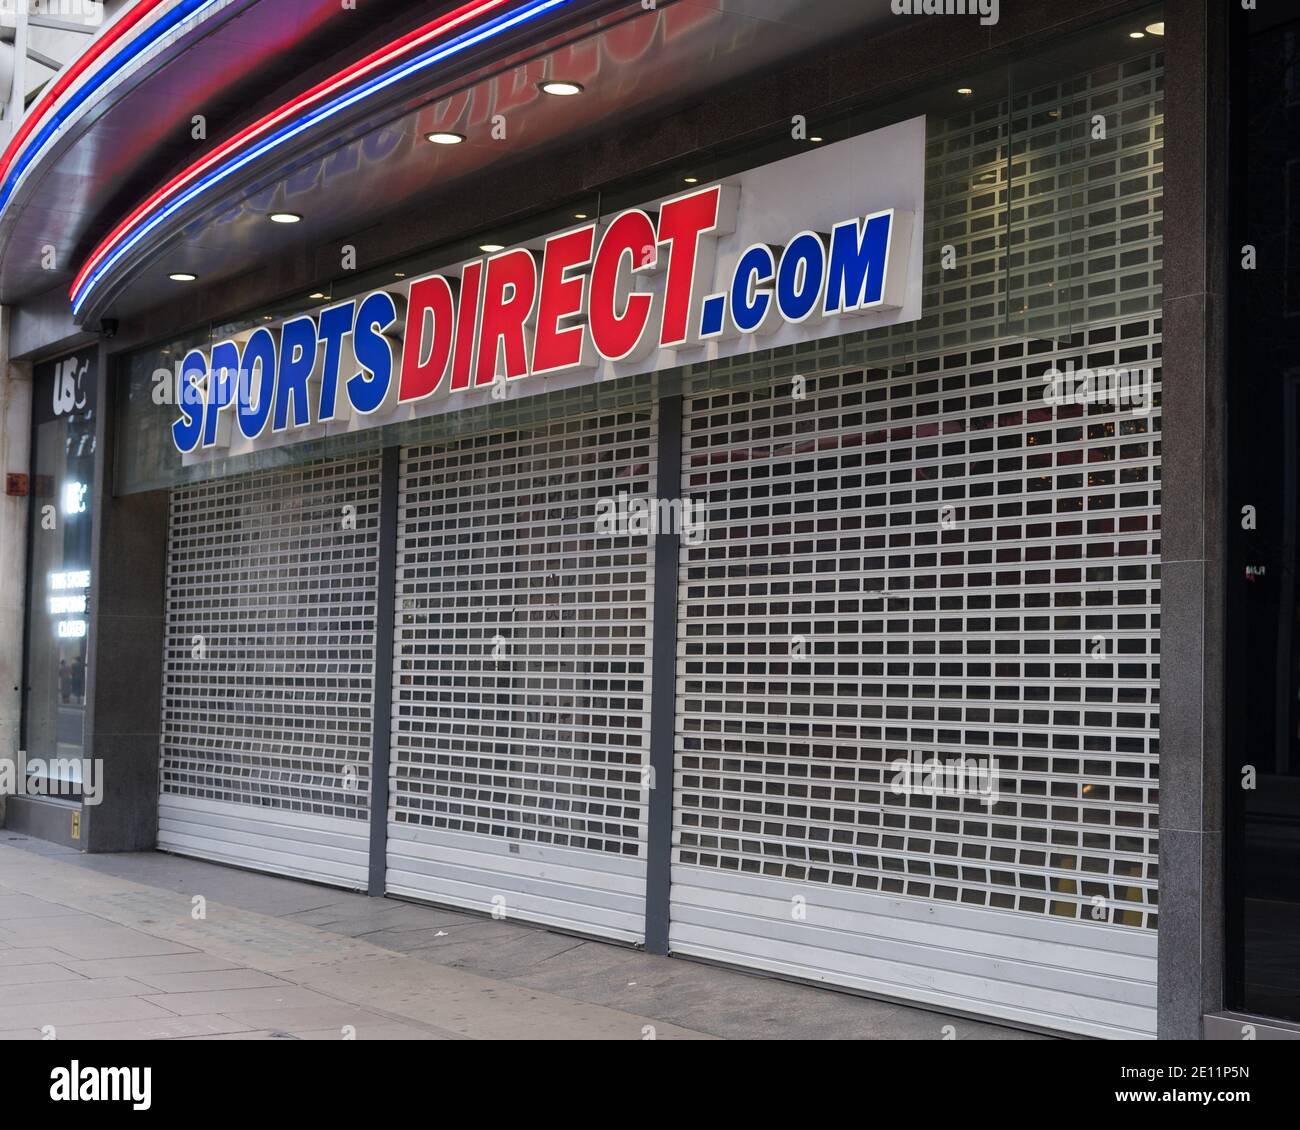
[0,948,80,969]
[284,1024,449,1041]
[127,969,293,993]
[61,953,243,979]
[0,976,154,1007]
[0,922,197,959]
[0,895,82,919]
[0,1014,259,1040]
[217,1002,450,1035]
[0,997,175,1032]
[141,986,338,1017]
[0,963,86,988]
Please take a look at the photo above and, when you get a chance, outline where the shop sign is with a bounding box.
[170,117,925,457]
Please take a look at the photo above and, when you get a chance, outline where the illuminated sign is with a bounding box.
[169,118,926,458]
[61,481,88,515]
[48,570,90,641]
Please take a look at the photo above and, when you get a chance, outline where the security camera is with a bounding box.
[100,318,119,339]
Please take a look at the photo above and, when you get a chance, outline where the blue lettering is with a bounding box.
[347,291,399,414]
[824,212,892,314]
[171,349,207,454]
[272,315,318,432]
[775,231,826,324]
[316,301,356,422]
[202,340,239,448]
[237,327,277,439]
[730,243,777,334]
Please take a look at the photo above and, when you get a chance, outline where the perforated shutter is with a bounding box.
[387,407,656,942]
[669,347,1160,1036]
[159,454,381,888]
[667,52,1163,1038]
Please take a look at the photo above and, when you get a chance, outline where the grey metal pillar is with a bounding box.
[644,393,683,953]
[368,445,399,895]
[1156,0,1230,1040]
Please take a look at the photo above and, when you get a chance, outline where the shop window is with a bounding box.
[23,350,97,795]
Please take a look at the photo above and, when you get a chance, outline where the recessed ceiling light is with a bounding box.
[269,212,302,223]
[574,212,589,220]
[1129,30,1145,39]
[1144,21,1164,36]
[539,80,583,97]
[169,272,197,282]
[309,292,327,300]
[426,131,465,145]
[957,87,973,96]
[479,243,505,253]
[810,136,824,143]
[683,176,699,184]
[394,272,406,279]
[263,315,273,321]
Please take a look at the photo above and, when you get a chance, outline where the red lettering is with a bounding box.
[532,225,595,374]
[657,186,726,347]
[589,211,657,362]
[399,275,456,401]
[475,249,538,385]
[450,260,483,391]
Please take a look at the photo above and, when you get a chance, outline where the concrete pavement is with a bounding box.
[0,835,1045,1040]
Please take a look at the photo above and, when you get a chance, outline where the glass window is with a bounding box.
[23,350,97,793]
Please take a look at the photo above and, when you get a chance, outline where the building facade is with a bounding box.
[0,0,1281,1040]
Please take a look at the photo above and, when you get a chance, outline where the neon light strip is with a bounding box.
[72,0,573,314]
[0,0,172,188]
[73,0,518,299]
[0,0,221,215]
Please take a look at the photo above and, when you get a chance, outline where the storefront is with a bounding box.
[0,0,1275,1040]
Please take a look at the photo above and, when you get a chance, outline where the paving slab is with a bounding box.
[142,986,338,1017]
[0,837,1046,1041]
[126,969,292,993]
[22,1014,259,1040]
[1,976,155,1007]
[0,996,175,1032]
[0,962,86,987]
[60,953,244,979]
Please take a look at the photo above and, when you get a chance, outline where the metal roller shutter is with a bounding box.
[159,455,382,888]
[668,54,1163,1038]
[670,347,1161,1037]
[388,407,656,942]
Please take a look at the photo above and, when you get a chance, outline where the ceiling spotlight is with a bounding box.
[309,292,327,300]
[810,136,824,143]
[683,176,699,184]
[539,80,583,97]
[426,131,466,144]
[394,272,407,279]
[269,212,302,223]
[1129,30,1145,39]
[957,87,973,96]
[479,243,505,253]
[169,272,197,282]
[1144,21,1164,35]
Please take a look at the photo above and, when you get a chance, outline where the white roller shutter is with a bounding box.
[159,455,382,889]
[668,48,1164,1036]
[669,337,1162,1038]
[388,407,656,942]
